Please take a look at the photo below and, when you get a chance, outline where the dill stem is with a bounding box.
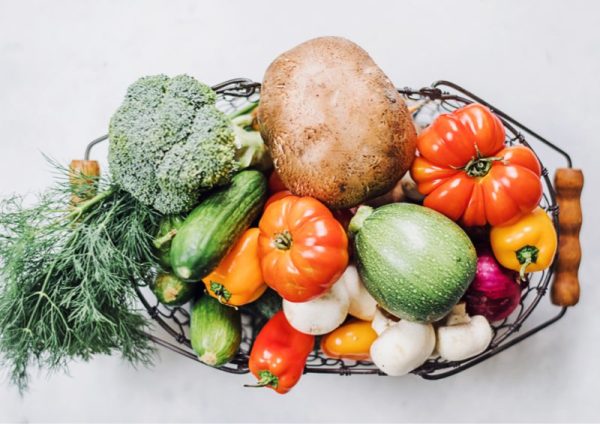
[24,259,59,333]
[65,188,116,222]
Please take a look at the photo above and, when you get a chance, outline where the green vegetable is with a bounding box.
[170,170,267,281]
[244,288,283,320]
[108,75,270,215]
[350,203,477,323]
[0,162,158,391]
[190,296,241,367]
[151,272,197,306]
[153,215,185,269]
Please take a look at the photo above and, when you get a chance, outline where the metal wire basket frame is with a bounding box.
[84,78,573,379]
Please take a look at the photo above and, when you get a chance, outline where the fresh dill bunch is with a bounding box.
[0,161,161,391]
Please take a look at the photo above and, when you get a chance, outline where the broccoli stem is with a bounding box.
[228,102,258,119]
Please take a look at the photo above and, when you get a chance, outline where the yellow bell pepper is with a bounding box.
[490,207,557,280]
[320,320,377,361]
[203,228,267,307]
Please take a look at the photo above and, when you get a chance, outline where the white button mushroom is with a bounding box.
[282,279,350,335]
[371,306,399,335]
[436,302,493,362]
[338,265,378,321]
[370,319,436,376]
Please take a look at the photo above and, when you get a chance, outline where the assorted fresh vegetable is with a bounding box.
[258,36,416,209]
[463,246,522,322]
[247,311,314,394]
[203,228,266,307]
[370,320,435,377]
[258,195,349,302]
[0,167,159,391]
[109,75,269,214]
[151,272,197,306]
[435,303,493,362]
[0,36,576,394]
[490,207,558,280]
[337,265,378,321]
[411,103,543,226]
[244,288,282,321]
[282,279,350,335]
[190,296,242,367]
[153,215,184,269]
[349,203,477,322]
[321,320,377,361]
[170,170,267,281]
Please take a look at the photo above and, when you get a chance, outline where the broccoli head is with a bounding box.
[108,74,239,214]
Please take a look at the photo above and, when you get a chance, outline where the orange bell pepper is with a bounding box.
[321,320,377,361]
[203,228,267,307]
[490,207,557,279]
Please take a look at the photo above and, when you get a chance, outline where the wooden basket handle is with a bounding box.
[69,159,100,205]
[551,168,584,307]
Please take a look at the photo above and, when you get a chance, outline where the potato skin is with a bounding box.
[258,36,417,209]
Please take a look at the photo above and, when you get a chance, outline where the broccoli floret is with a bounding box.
[108,75,238,214]
[231,113,272,171]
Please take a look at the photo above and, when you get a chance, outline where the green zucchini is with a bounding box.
[350,203,477,323]
[153,215,185,270]
[170,170,267,281]
[151,272,196,306]
[190,296,241,367]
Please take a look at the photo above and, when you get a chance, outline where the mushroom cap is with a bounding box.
[370,320,435,376]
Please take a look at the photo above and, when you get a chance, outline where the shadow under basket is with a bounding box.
[84,79,578,379]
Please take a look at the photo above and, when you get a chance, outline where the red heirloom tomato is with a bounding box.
[410,103,542,226]
[258,195,349,302]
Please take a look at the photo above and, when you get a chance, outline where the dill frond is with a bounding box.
[0,162,160,391]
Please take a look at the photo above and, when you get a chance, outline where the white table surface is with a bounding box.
[1,0,599,422]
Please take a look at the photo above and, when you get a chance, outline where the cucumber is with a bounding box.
[243,288,282,320]
[151,271,196,306]
[190,296,241,367]
[350,203,477,323]
[153,215,185,270]
[170,170,267,281]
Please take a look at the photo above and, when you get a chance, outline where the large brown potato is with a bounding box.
[258,36,417,209]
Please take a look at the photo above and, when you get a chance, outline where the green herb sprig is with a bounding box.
[0,161,160,391]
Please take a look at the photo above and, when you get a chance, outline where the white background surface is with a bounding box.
[1,0,599,422]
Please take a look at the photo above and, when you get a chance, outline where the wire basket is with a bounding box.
[86,78,573,379]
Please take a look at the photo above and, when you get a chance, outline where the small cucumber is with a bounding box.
[153,215,185,270]
[190,296,241,367]
[151,272,196,307]
[244,288,282,320]
[170,170,267,281]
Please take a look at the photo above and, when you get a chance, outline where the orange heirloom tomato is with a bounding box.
[410,103,543,227]
[258,195,349,302]
[321,320,377,361]
[264,190,292,209]
[203,228,266,307]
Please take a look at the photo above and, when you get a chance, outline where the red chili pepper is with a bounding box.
[245,311,314,394]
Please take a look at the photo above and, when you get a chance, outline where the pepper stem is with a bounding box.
[273,230,292,250]
[210,281,232,303]
[516,245,539,280]
[244,370,279,389]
